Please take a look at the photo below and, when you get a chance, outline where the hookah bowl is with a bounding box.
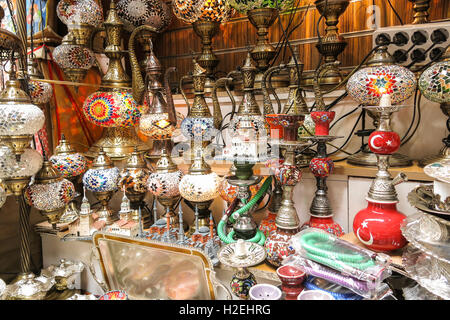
[276,264,306,300]
[353,102,408,252]
[217,239,266,300]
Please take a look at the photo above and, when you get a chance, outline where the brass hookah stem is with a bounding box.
[17,193,31,274]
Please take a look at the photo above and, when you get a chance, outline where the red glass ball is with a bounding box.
[368,130,401,155]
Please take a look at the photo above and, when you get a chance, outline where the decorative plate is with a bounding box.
[218,241,267,268]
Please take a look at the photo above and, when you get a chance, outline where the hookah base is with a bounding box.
[347,151,413,167]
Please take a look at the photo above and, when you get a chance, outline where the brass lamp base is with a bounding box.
[347,150,413,167]
[92,191,118,225]
[85,127,150,160]
[157,196,180,227]
[419,147,449,167]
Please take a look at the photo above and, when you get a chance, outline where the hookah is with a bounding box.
[300,62,345,236]
[214,51,273,245]
[353,93,409,252]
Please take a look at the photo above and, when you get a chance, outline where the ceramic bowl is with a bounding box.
[297,289,335,300]
[249,284,282,300]
[276,265,306,286]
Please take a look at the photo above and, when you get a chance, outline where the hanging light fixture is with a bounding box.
[418,46,450,166]
[0,73,45,156]
[346,45,417,167]
[24,160,76,229]
[27,58,53,105]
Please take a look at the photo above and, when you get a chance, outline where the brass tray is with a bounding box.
[90,232,229,300]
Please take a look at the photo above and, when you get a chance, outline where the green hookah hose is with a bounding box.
[299,231,376,271]
[218,176,272,246]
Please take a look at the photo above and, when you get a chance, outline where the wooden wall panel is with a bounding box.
[154,0,449,80]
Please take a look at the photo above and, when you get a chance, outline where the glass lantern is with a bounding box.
[116,0,172,32]
[56,0,103,27]
[28,80,53,105]
[0,147,43,179]
[49,134,88,179]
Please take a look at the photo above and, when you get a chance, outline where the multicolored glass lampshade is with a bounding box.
[179,172,221,202]
[49,135,88,179]
[28,80,53,105]
[119,150,151,195]
[228,0,293,14]
[83,90,141,128]
[180,116,215,141]
[53,43,96,72]
[0,183,6,208]
[116,0,172,32]
[139,112,175,139]
[24,170,75,214]
[56,0,103,27]
[0,147,43,179]
[196,0,233,22]
[418,61,450,103]
[83,167,120,193]
[147,150,183,198]
[346,64,417,105]
[0,79,45,137]
[172,0,204,23]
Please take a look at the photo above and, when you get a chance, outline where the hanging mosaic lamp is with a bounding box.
[0,75,45,156]
[26,58,53,105]
[0,146,43,179]
[49,134,88,179]
[56,0,103,27]
[346,46,417,105]
[117,0,172,32]
[52,33,96,84]
[172,0,204,23]
[24,160,76,228]
[419,46,450,104]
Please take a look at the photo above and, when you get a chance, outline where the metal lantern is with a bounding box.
[24,161,76,228]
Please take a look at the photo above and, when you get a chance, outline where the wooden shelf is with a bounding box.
[174,159,431,182]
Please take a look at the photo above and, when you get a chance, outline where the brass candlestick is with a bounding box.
[193,20,221,93]
[408,0,431,24]
[84,1,149,160]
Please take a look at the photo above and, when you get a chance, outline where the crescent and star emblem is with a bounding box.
[356,222,374,246]
[369,134,383,150]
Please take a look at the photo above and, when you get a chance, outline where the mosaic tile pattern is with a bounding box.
[310,157,334,178]
[139,112,175,139]
[53,43,96,70]
[179,172,221,202]
[347,64,416,105]
[0,147,43,179]
[117,0,172,32]
[0,103,45,136]
[28,80,53,105]
[172,0,203,23]
[83,167,120,192]
[197,0,233,22]
[147,170,183,197]
[181,116,215,141]
[83,91,141,128]
[56,0,103,27]
[119,168,151,194]
[419,61,450,104]
[49,153,87,178]
[25,178,75,211]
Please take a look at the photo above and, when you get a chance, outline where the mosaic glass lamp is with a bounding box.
[49,134,88,179]
[346,46,417,167]
[27,58,53,106]
[147,149,184,226]
[82,148,120,225]
[117,0,172,33]
[0,146,43,180]
[418,46,450,166]
[24,160,76,229]
[0,74,45,156]
[56,0,103,27]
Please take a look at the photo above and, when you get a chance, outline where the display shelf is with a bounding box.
[174,160,432,181]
